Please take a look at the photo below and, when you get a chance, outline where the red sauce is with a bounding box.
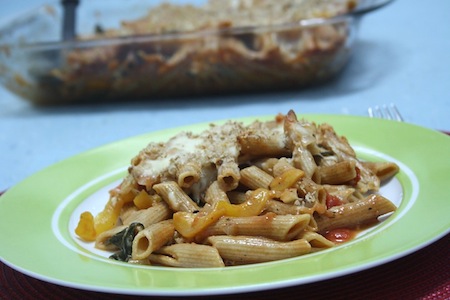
[325,193,343,209]
[324,228,355,243]
[324,220,380,244]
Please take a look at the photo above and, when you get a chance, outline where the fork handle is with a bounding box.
[61,0,79,40]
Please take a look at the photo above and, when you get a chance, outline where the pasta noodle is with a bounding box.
[239,166,274,190]
[207,236,312,265]
[131,220,175,260]
[315,194,397,232]
[75,109,399,267]
[148,244,225,268]
[198,213,311,241]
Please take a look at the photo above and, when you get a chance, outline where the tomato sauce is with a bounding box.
[325,193,343,209]
[324,228,356,243]
[324,220,380,244]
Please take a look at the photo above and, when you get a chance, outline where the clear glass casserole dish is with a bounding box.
[0,0,393,105]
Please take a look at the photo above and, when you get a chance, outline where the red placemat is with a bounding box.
[1,234,449,300]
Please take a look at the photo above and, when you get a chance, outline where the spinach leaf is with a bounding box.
[108,222,144,262]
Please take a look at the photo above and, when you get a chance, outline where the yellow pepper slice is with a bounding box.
[133,190,153,209]
[270,168,305,191]
[75,211,96,241]
[173,207,225,239]
[174,188,272,238]
[94,198,124,235]
[221,188,272,217]
[93,191,135,235]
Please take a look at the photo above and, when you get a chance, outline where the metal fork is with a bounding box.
[368,103,404,122]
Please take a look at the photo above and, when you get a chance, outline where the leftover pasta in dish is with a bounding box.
[34,0,358,104]
[75,110,399,267]
[92,0,358,37]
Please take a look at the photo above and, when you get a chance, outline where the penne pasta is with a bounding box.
[120,201,172,228]
[238,129,290,158]
[296,177,327,208]
[361,161,400,182]
[199,213,311,241]
[217,159,241,191]
[318,123,380,193]
[204,181,230,205]
[240,166,274,189]
[177,161,201,188]
[272,157,295,177]
[153,181,200,212]
[265,199,304,215]
[253,157,279,175]
[208,235,311,265]
[315,194,397,232]
[300,231,335,249]
[149,243,225,268]
[318,160,357,185]
[75,109,400,268]
[131,220,175,260]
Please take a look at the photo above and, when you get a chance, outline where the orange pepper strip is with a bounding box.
[270,168,305,191]
[173,207,226,239]
[221,188,272,217]
[133,190,153,210]
[174,188,272,238]
[93,199,123,235]
[75,212,97,241]
[93,191,135,235]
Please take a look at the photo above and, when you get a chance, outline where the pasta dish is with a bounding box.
[75,110,399,267]
[4,0,359,105]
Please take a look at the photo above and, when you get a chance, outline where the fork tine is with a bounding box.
[368,104,403,122]
[383,105,394,120]
[368,106,376,118]
[390,104,404,122]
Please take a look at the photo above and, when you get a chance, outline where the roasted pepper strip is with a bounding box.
[270,168,305,191]
[89,190,135,237]
[75,211,96,241]
[174,188,272,238]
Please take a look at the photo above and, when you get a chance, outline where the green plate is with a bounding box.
[1,114,449,296]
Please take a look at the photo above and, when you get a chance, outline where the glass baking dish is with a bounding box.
[0,0,393,105]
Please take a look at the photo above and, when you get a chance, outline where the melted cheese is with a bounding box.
[129,120,284,194]
[137,133,204,179]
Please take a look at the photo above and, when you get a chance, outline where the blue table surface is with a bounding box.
[1,0,449,191]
